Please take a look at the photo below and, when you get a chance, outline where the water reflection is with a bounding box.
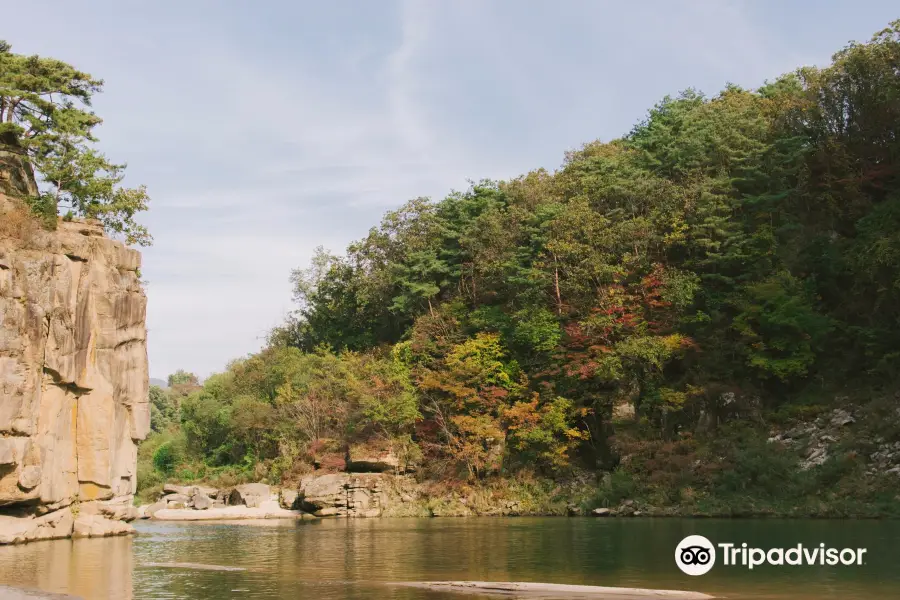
[0,535,133,599]
[0,518,897,599]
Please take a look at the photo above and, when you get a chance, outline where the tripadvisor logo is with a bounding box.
[675,535,867,576]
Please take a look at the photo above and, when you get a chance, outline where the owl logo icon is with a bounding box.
[675,535,716,576]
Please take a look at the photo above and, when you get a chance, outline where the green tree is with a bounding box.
[0,41,150,244]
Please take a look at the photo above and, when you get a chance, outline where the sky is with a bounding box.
[9,1,899,380]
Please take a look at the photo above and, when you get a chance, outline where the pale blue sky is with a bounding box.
[9,1,898,379]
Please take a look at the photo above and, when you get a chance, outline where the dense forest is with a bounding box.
[144,22,900,515]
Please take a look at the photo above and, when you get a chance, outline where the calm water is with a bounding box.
[0,518,897,599]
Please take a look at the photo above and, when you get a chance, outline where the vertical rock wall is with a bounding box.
[0,195,149,542]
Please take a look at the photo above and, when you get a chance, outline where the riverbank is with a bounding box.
[141,465,900,523]
[139,392,900,521]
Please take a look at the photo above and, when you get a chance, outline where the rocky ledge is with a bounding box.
[0,499,137,545]
[138,483,314,521]
[142,474,408,521]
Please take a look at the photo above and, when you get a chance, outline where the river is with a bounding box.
[0,518,897,599]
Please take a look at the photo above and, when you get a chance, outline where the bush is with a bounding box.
[152,442,181,474]
[0,200,40,245]
[710,424,806,499]
[588,469,639,509]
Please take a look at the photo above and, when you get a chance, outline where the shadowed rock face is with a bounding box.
[0,194,149,541]
[0,143,38,199]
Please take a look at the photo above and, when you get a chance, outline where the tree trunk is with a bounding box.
[552,253,562,315]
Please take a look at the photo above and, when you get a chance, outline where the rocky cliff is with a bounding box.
[0,193,149,543]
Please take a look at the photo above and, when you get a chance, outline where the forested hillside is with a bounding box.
[143,21,900,516]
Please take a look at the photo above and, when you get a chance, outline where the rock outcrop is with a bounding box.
[0,193,149,543]
[297,473,392,518]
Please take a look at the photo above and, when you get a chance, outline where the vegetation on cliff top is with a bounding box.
[142,21,900,516]
[0,40,151,245]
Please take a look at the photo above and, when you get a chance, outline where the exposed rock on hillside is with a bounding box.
[0,194,149,543]
[296,473,395,517]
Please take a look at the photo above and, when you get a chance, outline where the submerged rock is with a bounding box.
[396,581,714,599]
[0,585,82,599]
[142,562,246,572]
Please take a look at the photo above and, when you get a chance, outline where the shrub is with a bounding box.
[0,200,39,245]
[152,441,181,474]
[588,469,639,509]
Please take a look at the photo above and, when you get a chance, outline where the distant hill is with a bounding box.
[149,378,168,389]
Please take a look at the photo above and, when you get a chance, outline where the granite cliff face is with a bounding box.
[0,193,149,543]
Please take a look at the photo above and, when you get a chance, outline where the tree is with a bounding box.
[0,41,151,244]
[168,369,199,388]
[149,385,179,433]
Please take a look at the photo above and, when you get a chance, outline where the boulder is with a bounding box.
[0,508,75,544]
[830,409,856,427]
[298,473,392,517]
[228,483,271,508]
[164,483,218,498]
[195,485,218,498]
[591,508,611,517]
[0,517,34,544]
[161,493,191,504]
[167,501,186,509]
[299,474,347,511]
[95,496,139,521]
[17,466,41,490]
[192,492,212,510]
[72,514,133,538]
[280,488,299,510]
[145,499,168,518]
